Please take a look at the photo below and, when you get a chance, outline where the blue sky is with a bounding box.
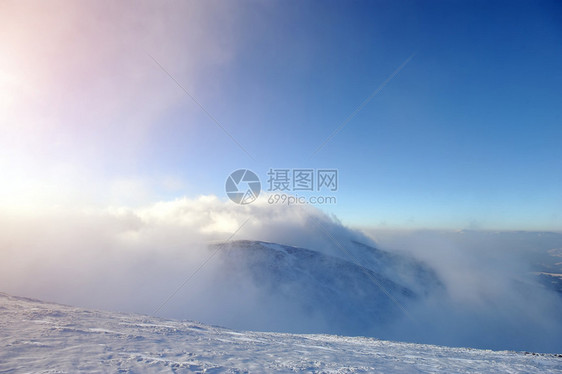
[1,0,561,230]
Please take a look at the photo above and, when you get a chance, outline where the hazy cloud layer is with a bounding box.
[1,196,561,353]
[0,196,369,313]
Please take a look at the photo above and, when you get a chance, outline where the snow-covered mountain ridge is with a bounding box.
[1,292,561,373]
[208,240,443,336]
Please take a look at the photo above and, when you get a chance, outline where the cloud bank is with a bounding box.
[1,196,561,353]
[0,196,369,315]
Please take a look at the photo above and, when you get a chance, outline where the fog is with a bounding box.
[0,196,369,322]
[1,196,561,353]
[366,229,562,352]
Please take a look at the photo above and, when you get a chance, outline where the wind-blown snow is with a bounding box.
[1,292,560,373]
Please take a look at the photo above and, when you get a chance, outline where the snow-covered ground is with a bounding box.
[1,292,560,373]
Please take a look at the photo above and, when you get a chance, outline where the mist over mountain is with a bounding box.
[1,197,561,353]
[203,236,562,353]
[210,240,443,337]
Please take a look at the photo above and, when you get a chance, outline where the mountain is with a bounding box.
[1,292,560,373]
[209,240,444,336]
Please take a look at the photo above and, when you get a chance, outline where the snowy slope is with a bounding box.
[1,292,561,373]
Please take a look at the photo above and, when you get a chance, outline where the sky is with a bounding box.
[1,0,561,230]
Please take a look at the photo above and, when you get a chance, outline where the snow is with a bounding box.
[1,292,560,373]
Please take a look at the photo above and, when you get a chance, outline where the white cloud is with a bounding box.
[1,196,561,353]
[0,195,369,310]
